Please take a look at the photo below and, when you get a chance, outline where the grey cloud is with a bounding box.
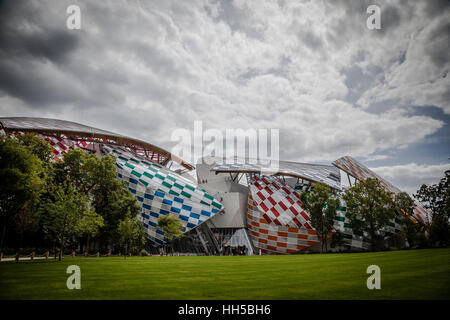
[211,0,266,39]
[299,30,324,50]
[424,0,450,17]
[380,4,401,31]
[323,0,372,50]
[0,0,78,64]
[0,0,447,194]
[343,65,384,105]
[0,0,83,106]
[372,163,450,194]
[426,21,450,69]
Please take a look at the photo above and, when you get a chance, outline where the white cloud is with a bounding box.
[371,163,450,195]
[357,12,450,114]
[0,0,447,174]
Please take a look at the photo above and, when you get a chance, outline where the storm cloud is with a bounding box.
[0,0,448,194]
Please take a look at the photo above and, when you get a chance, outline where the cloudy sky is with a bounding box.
[0,0,449,194]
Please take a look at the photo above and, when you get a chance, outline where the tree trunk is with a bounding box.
[59,237,64,261]
[52,239,56,258]
[320,227,325,253]
[369,221,376,252]
[20,232,24,251]
[0,222,6,253]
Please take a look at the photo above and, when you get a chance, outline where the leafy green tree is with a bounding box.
[129,220,146,255]
[12,205,34,249]
[15,133,55,250]
[428,214,450,247]
[415,170,450,247]
[118,217,145,258]
[56,149,99,194]
[1,134,141,254]
[77,209,104,253]
[57,149,140,249]
[394,192,420,248]
[16,133,54,164]
[330,230,348,250]
[157,215,184,255]
[95,181,141,249]
[343,178,396,251]
[0,137,46,252]
[415,170,450,219]
[39,185,89,260]
[300,183,340,253]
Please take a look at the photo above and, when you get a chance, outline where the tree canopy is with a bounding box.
[157,214,183,254]
[300,183,340,252]
[415,170,450,246]
[0,134,143,258]
[55,149,141,249]
[0,136,47,251]
[343,178,396,251]
[118,217,145,257]
[394,192,420,248]
[415,170,450,219]
[39,185,90,260]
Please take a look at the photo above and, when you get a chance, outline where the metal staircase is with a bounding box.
[195,224,222,255]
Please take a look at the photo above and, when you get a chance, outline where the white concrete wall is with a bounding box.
[196,157,249,228]
[208,191,248,228]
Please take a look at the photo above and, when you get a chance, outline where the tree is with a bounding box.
[95,182,141,249]
[12,205,34,249]
[394,192,420,248]
[118,217,145,258]
[77,209,104,254]
[330,230,348,250]
[428,214,450,247]
[0,134,140,254]
[157,215,184,255]
[57,149,140,249]
[343,178,396,251]
[415,170,450,247]
[15,133,54,251]
[56,149,98,194]
[414,170,450,219]
[16,133,54,164]
[39,185,89,260]
[300,183,340,253]
[0,137,46,252]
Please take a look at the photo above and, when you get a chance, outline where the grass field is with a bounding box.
[0,248,449,300]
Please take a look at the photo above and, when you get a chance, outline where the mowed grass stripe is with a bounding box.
[0,248,448,300]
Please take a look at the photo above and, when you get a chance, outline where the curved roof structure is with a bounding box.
[0,117,194,170]
[247,174,403,253]
[101,145,223,245]
[333,156,401,193]
[211,159,341,190]
[0,116,222,245]
[333,156,432,224]
[247,174,320,254]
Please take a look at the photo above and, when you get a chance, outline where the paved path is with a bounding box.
[0,256,52,262]
[0,253,206,262]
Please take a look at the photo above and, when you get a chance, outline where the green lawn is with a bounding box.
[0,248,449,299]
